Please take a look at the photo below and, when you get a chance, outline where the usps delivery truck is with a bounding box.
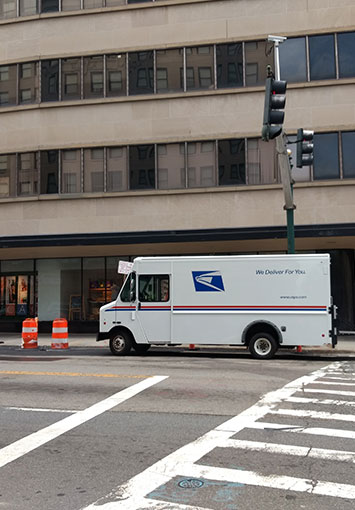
[97,254,337,359]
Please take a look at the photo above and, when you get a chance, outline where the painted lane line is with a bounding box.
[222,438,355,463]
[0,370,148,379]
[181,463,355,500]
[321,376,355,381]
[4,406,76,413]
[286,396,355,407]
[270,408,355,422]
[303,388,355,397]
[0,375,167,469]
[81,362,342,509]
[249,421,355,439]
[311,381,355,387]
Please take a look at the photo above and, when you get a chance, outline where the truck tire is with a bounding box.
[249,332,278,359]
[133,344,151,354]
[109,331,132,356]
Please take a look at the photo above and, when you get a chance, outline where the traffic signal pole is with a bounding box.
[271,36,296,254]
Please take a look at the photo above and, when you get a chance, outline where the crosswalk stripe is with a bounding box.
[286,396,355,407]
[222,438,355,462]
[184,463,355,499]
[312,381,355,386]
[304,388,355,397]
[322,376,355,381]
[249,421,355,439]
[270,408,355,422]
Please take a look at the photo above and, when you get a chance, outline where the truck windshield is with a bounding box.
[120,272,136,302]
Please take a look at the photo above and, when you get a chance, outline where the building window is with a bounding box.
[218,139,246,186]
[309,34,336,81]
[247,139,278,185]
[61,149,81,193]
[18,152,38,196]
[20,0,38,16]
[0,0,16,18]
[61,0,81,10]
[62,58,81,100]
[41,60,59,102]
[107,146,128,192]
[157,143,185,190]
[40,150,59,194]
[129,145,155,190]
[341,132,355,179]
[338,32,355,79]
[129,52,154,95]
[245,41,273,86]
[279,37,307,82]
[156,49,183,93]
[0,154,16,197]
[19,62,38,105]
[83,56,104,99]
[186,46,214,91]
[106,54,126,97]
[187,141,216,188]
[41,0,59,12]
[313,133,339,180]
[84,148,104,192]
[216,43,243,89]
[0,64,17,106]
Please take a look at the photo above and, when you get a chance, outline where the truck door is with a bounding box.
[136,274,171,342]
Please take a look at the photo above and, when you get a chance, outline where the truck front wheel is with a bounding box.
[249,333,277,359]
[109,331,132,356]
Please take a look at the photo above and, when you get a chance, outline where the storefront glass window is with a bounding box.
[1,260,34,272]
[83,148,104,192]
[218,139,245,186]
[187,141,216,188]
[83,258,105,321]
[0,260,36,319]
[216,43,243,89]
[40,150,59,194]
[37,258,81,321]
[106,54,127,98]
[0,154,16,197]
[157,143,185,189]
[129,144,155,190]
[106,257,128,302]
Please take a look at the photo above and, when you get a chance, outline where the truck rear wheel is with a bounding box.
[249,333,277,359]
[109,331,132,356]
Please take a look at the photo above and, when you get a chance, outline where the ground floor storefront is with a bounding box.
[0,225,354,333]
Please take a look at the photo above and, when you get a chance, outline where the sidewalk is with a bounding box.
[0,333,354,354]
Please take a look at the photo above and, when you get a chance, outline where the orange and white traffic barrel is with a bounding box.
[22,318,38,349]
[51,318,69,349]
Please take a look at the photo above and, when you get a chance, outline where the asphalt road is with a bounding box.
[1,346,355,510]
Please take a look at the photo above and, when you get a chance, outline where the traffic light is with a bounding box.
[261,77,287,141]
[296,129,314,167]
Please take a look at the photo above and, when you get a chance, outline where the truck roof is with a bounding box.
[133,254,330,263]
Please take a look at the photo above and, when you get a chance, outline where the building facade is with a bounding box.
[0,0,354,331]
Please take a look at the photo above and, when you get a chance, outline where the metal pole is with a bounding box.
[272,38,295,254]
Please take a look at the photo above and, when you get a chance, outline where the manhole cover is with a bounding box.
[178,479,204,489]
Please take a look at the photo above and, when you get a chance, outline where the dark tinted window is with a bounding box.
[62,58,81,101]
[129,145,155,189]
[216,43,243,89]
[338,32,355,78]
[218,139,246,185]
[341,132,355,178]
[106,54,126,97]
[156,49,183,93]
[41,60,59,102]
[279,37,307,82]
[186,46,214,91]
[40,150,59,194]
[309,35,336,81]
[313,133,339,180]
[83,56,104,99]
[129,52,154,95]
[245,41,273,86]
[41,0,59,12]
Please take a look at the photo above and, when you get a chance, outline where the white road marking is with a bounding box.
[311,380,355,386]
[5,406,76,413]
[223,438,355,463]
[250,421,355,440]
[304,388,355,397]
[271,408,355,422]
[0,375,167,469]
[322,376,355,381]
[82,361,355,509]
[286,396,355,407]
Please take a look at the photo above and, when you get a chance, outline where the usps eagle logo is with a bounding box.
[192,271,225,292]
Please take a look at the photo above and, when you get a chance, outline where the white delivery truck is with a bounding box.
[97,254,337,359]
